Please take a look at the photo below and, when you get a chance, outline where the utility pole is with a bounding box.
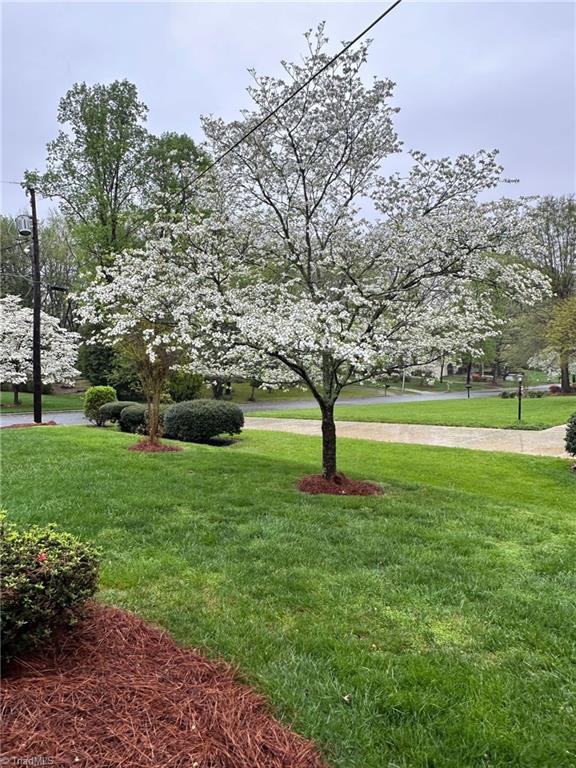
[28,186,42,424]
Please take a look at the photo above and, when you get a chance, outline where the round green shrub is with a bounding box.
[97,400,140,427]
[565,412,576,457]
[118,403,147,433]
[84,385,117,423]
[118,404,169,435]
[0,514,100,664]
[164,399,244,443]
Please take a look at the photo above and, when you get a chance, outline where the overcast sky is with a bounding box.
[1,1,574,218]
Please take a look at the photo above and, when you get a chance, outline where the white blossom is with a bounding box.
[0,295,80,385]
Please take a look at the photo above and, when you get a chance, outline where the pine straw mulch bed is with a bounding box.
[298,473,382,496]
[1,603,329,768]
[127,439,183,452]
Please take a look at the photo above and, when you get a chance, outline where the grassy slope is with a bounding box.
[0,390,85,413]
[2,426,575,767]
[255,395,576,430]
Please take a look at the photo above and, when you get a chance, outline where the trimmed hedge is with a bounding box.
[164,399,244,443]
[566,413,576,457]
[118,404,168,435]
[97,400,140,427]
[84,385,117,423]
[501,390,545,399]
[0,515,100,664]
[118,404,147,434]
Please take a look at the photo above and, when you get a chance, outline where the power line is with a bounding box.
[182,0,403,192]
[3,1,403,206]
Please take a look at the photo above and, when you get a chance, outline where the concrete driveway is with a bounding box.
[243,417,569,458]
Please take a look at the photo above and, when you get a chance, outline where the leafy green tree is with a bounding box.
[525,195,576,390]
[25,80,149,270]
[144,132,210,219]
[1,212,77,327]
[546,296,576,391]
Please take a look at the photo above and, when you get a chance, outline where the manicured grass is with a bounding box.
[2,426,575,767]
[202,382,390,403]
[0,390,85,414]
[256,394,576,430]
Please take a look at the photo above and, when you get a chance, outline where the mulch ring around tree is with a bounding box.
[1,603,329,768]
[298,473,383,496]
[127,439,183,452]
[0,420,58,429]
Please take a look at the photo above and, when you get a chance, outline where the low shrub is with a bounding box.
[0,515,100,663]
[549,385,562,395]
[118,404,168,435]
[164,399,244,443]
[84,385,117,423]
[526,390,545,399]
[566,413,576,457]
[118,404,147,434]
[96,400,140,427]
[500,390,516,399]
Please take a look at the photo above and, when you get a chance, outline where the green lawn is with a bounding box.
[256,394,576,430]
[204,382,390,403]
[1,384,390,414]
[0,390,85,414]
[2,426,575,767]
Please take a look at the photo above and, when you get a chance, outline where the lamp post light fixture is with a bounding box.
[465,383,472,399]
[16,214,33,237]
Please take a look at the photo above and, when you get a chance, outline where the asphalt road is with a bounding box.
[0,386,515,428]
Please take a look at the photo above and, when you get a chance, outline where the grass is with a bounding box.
[2,426,575,767]
[0,383,389,414]
[255,394,576,430]
[203,382,390,403]
[0,390,85,414]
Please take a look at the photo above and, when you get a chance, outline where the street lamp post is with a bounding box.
[16,189,42,424]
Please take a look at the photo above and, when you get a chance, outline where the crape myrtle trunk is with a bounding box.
[12,384,20,406]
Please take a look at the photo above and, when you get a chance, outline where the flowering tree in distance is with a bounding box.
[0,295,80,404]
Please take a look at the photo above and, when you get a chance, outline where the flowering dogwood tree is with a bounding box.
[79,27,548,477]
[0,295,79,404]
[195,28,546,479]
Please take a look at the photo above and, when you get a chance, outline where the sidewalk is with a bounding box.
[244,417,569,458]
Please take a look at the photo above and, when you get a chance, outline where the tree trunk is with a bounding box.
[13,384,21,406]
[439,354,444,384]
[466,360,473,385]
[147,388,162,444]
[320,401,337,480]
[211,380,224,399]
[560,353,571,393]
